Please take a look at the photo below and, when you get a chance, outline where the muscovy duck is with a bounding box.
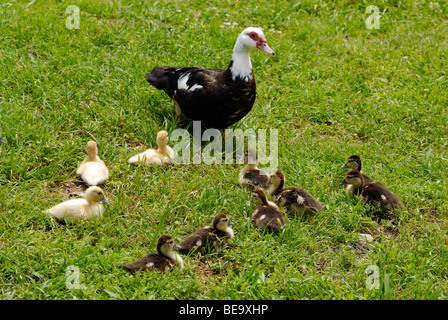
[145,27,275,129]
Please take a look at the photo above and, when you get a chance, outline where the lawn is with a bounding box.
[1,0,448,301]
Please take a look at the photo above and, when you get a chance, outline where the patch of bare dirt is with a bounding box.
[47,180,87,198]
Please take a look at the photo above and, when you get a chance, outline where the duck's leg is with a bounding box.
[174,100,182,122]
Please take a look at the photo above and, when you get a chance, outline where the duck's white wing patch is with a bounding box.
[177,73,190,90]
[177,72,203,91]
[296,195,305,205]
[189,84,203,91]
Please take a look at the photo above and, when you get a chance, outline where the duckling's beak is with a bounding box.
[341,164,349,169]
[0,137,6,144]
[228,220,235,226]
[267,179,272,185]
[101,196,111,205]
[173,243,181,250]
[339,179,348,186]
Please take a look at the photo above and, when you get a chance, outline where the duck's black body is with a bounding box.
[146,64,256,129]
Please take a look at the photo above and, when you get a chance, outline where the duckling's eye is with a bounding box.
[97,192,101,195]
[249,32,256,38]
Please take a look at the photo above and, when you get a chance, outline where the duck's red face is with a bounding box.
[246,30,275,55]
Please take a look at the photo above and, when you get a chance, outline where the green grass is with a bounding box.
[1,0,448,300]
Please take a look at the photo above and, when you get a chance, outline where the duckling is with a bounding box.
[122,235,183,272]
[268,170,322,214]
[128,130,174,166]
[341,155,373,193]
[46,186,110,223]
[178,213,234,255]
[339,170,403,211]
[238,149,269,190]
[251,189,285,233]
[76,141,109,186]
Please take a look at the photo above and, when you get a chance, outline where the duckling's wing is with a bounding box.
[278,188,322,212]
[253,206,284,232]
[128,149,164,165]
[80,162,109,185]
[178,234,204,255]
[47,199,87,221]
[179,228,214,254]
[361,183,402,210]
[122,253,172,272]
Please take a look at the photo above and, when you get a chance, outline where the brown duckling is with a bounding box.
[268,170,322,214]
[238,149,270,191]
[341,155,373,194]
[339,170,403,211]
[178,213,235,255]
[122,235,184,272]
[251,189,286,233]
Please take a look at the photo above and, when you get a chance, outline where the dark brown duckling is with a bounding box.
[122,235,184,272]
[268,170,322,214]
[238,149,270,191]
[341,155,373,194]
[178,213,234,255]
[339,170,403,211]
[251,189,286,233]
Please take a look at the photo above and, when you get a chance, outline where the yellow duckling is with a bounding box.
[46,186,110,223]
[76,141,109,186]
[128,130,174,166]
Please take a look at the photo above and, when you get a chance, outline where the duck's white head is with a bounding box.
[85,186,110,205]
[231,27,275,81]
[235,27,275,55]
